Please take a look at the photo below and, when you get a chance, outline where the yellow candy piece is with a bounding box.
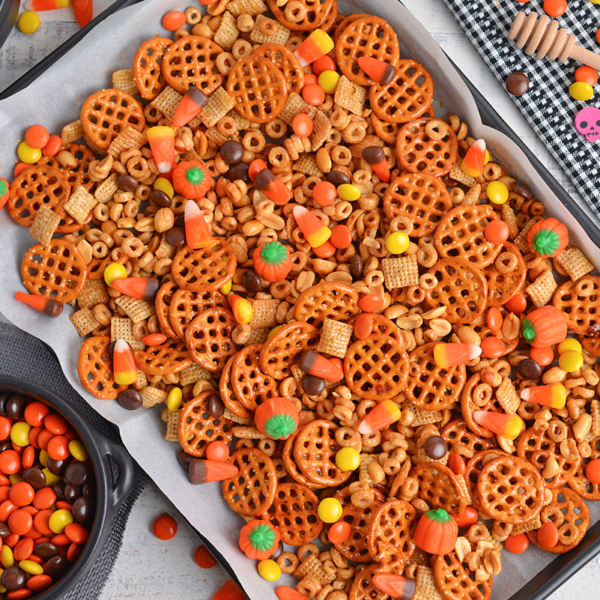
[220,279,233,295]
[19,560,44,575]
[385,232,410,254]
[335,447,360,472]
[42,468,62,486]
[10,422,31,447]
[318,70,340,94]
[17,141,42,164]
[104,262,128,288]
[267,325,283,339]
[167,387,183,412]
[0,546,14,569]
[17,11,41,34]
[9,474,23,485]
[318,497,343,523]
[258,559,281,581]
[154,177,174,198]
[39,450,49,468]
[558,350,583,373]
[558,338,582,355]
[337,183,361,201]
[570,82,594,102]
[486,181,509,205]
[69,440,89,462]
[49,509,74,534]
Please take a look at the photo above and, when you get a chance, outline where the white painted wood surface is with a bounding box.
[0,0,599,598]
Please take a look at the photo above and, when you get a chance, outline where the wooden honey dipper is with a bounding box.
[508,11,600,70]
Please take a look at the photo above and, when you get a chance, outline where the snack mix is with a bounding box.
[4,1,600,599]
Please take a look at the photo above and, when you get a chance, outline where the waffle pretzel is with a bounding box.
[483,242,526,306]
[332,13,368,43]
[528,486,590,553]
[461,373,504,439]
[133,37,173,100]
[442,419,498,459]
[349,564,390,600]
[396,117,458,177]
[185,307,238,373]
[348,313,404,345]
[161,35,224,95]
[21,239,87,303]
[405,342,466,412]
[344,335,409,400]
[171,242,236,292]
[220,355,254,420]
[569,437,600,500]
[231,344,279,411]
[254,43,305,95]
[579,334,600,358]
[80,89,145,151]
[370,59,434,123]
[333,485,385,563]
[9,166,71,229]
[553,276,600,334]
[434,551,493,600]
[282,431,326,490]
[178,391,233,457]
[259,321,319,380]
[411,462,467,517]
[222,447,278,516]
[367,499,417,566]
[226,55,288,124]
[517,425,582,489]
[434,204,502,268]
[293,420,351,487]
[156,281,181,340]
[262,482,323,546]
[267,0,333,31]
[169,288,227,340]
[42,143,95,194]
[133,340,192,375]
[335,16,400,86]
[294,281,360,325]
[77,336,127,401]
[424,258,488,324]
[464,450,503,515]
[383,172,452,238]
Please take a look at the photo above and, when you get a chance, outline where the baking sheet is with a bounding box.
[1,0,600,597]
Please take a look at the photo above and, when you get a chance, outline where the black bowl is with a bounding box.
[0,375,135,599]
[0,0,19,50]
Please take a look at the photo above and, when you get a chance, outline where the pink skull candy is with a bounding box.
[574,107,600,142]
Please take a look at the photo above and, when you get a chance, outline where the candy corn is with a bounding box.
[520,384,567,409]
[473,411,523,440]
[147,126,175,174]
[24,0,69,10]
[15,291,63,317]
[298,350,344,382]
[249,159,268,182]
[72,0,92,27]
[254,168,293,205]
[372,573,416,600]
[294,29,334,67]
[185,200,216,249]
[112,277,160,302]
[293,206,331,248]
[172,86,208,128]
[357,57,397,86]
[362,146,390,182]
[276,586,311,600]
[113,339,138,386]
[357,400,401,435]
[433,343,481,368]
[461,139,486,178]
[228,293,253,324]
[189,459,239,484]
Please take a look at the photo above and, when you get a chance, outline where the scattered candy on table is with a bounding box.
[574,107,600,142]
[153,514,178,541]
[505,71,530,96]
[17,11,41,34]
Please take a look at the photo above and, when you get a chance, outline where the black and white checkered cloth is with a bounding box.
[442,0,600,218]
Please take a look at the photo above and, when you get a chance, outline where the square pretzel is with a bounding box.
[555,247,594,281]
[214,11,239,50]
[165,409,181,442]
[317,318,353,358]
[94,173,118,203]
[110,317,144,350]
[526,269,557,308]
[112,69,138,96]
[496,377,520,414]
[141,386,167,408]
[64,186,98,224]
[70,308,100,337]
[77,280,110,309]
[61,120,83,145]
[248,299,279,329]
[114,295,155,323]
[29,206,61,247]
[382,255,419,289]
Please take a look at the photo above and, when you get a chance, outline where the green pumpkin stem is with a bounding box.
[265,414,296,439]
[426,508,452,524]
[186,166,204,185]
[521,318,536,342]
[260,241,287,266]
[0,180,7,196]
[248,524,276,552]
[531,229,560,257]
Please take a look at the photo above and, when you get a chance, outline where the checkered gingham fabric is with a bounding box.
[442,0,600,218]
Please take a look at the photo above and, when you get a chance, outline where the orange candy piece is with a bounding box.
[25,125,49,150]
[456,506,478,528]
[505,533,529,554]
[327,521,351,544]
[358,294,384,313]
[292,114,314,138]
[302,83,326,106]
[276,586,310,600]
[185,201,216,249]
[504,292,527,314]
[42,135,62,157]
[480,336,506,358]
[153,514,178,540]
[162,10,186,31]
[543,0,567,17]
[537,522,559,547]
[447,453,466,476]
[214,579,246,600]
[194,544,217,569]
[354,313,373,340]
[575,66,598,87]
[312,240,336,258]
[113,339,138,386]
[486,307,503,332]
[529,345,554,366]
[205,441,230,462]
[330,224,352,249]
[461,139,486,178]
[586,458,600,484]
[484,219,510,245]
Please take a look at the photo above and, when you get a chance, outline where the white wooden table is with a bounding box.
[1,1,600,598]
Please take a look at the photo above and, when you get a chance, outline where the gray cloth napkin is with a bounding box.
[0,321,147,600]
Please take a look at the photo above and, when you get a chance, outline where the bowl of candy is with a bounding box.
[0,376,134,598]
[0,0,19,50]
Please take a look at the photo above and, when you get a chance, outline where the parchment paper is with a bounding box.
[0,0,599,598]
